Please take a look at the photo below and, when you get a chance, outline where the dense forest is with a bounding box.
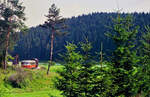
[12,12,150,60]
[1,1,150,96]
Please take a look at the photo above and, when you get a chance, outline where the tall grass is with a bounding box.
[0,64,64,97]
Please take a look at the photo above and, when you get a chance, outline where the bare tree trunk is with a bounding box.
[3,17,12,70]
[4,31,10,69]
[47,29,54,75]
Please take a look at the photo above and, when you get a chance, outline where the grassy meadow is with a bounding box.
[0,62,64,97]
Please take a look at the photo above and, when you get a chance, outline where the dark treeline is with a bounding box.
[12,12,150,60]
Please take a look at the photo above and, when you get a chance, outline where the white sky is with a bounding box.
[20,0,150,27]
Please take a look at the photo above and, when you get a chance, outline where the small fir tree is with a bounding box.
[56,41,115,97]
[55,42,83,97]
[106,15,139,96]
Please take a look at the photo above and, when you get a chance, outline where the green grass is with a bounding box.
[39,61,49,66]
[0,63,64,97]
[9,89,63,97]
[39,61,64,72]
[11,91,50,97]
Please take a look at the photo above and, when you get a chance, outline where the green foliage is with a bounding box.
[106,15,140,96]
[13,13,150,60]
[0,65,64,97]
[140,26,150,64]
[6,54,14,62]
[55,42,82,97]
[0,69,11,97]
[55,41,115,97]
[0,0,26,68]
[41,3,67,74]
[0,85,9,97]
[50,65,64,73]
[137,26,150,96]
[91,68,118,96]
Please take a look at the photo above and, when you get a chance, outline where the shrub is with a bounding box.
[5,68,33,88]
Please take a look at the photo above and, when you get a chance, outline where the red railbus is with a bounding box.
[21,60,37,69]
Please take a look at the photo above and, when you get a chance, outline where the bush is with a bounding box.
[5,68,33,88]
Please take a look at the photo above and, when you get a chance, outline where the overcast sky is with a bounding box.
[20,0,150,27]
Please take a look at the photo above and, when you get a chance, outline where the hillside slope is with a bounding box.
[13,12,150,60]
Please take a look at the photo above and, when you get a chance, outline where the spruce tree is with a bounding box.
[55,42,83,97]
[77,40,96,97]
[106,15,139,96]
[56,40,115,97]
[56,41,97,97]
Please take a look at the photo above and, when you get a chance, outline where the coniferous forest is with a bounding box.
[1,0,150,97]
[13,12,150,60]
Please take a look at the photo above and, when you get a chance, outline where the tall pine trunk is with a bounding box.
[0,1,26,69]
[43,4,66,75]
[3,31,10,69]
[47,29,54,75]
[3,17,12,69]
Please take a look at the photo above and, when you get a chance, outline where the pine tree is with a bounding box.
[41,4,67,75]
[106,15,139,96]
[0,0,26,69]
